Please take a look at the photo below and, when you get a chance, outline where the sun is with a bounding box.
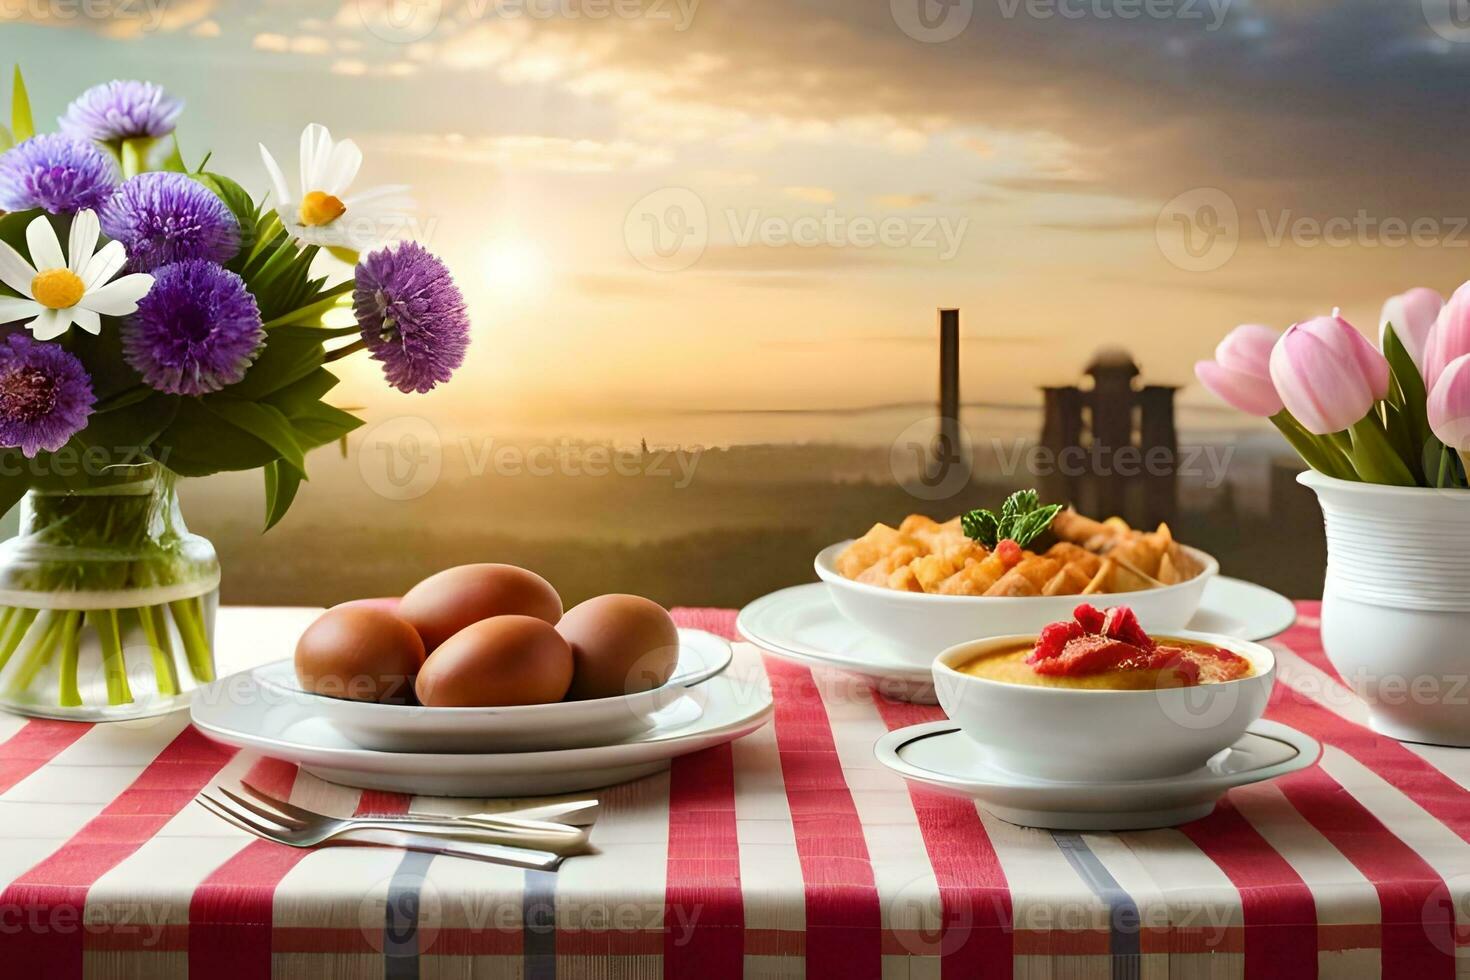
[481,237,550,300]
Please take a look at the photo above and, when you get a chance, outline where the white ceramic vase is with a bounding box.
[1299,470,1470,746]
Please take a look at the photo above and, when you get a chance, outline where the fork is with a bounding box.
[239,781,595,848]
[198,790,569,870]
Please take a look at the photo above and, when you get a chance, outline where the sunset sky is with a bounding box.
[10,0,1470,445]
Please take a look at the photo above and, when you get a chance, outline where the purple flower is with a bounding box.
[354,242,469,393]
[0,333,95,457]
[60,80,183,143]
[101,172,240,272]
[123,261,264,396]
[0,135,118,215]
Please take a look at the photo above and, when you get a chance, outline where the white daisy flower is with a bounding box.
[259,124,413,251]
[0,211,155,341]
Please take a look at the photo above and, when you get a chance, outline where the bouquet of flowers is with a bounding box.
[1196,286,1470,489]
[0,69,470,716]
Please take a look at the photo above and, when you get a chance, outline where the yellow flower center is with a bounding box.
[31,268,85,310]
[299,190,347,228]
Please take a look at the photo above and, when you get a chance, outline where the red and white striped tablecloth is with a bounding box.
[1,601,1468,978]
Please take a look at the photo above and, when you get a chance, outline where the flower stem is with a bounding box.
[169,598,214,683]
[324,338,368,362]
[137,605,179,698]
[0,608,39,674]
[6,612,63,697]
[89,609,133,706]
[57,612,81,707]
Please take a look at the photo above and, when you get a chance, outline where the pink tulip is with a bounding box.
[1424,281,1470,393]
[1194,324,1283,417]
[1379,286,1442,375]
[1269,314,1389,434]
[1429,353,1470,450]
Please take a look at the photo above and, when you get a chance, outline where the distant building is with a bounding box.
[1040,348,1178,526]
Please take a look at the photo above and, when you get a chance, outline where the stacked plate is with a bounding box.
[738,540,1298,703]
[191,629,772,797]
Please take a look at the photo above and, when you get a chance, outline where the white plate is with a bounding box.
[253,628,732,752]
[737,578,1296,704]
[875,719,1319,830]
[190,646,773,797]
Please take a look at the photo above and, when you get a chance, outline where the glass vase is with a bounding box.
[0,463,219,721]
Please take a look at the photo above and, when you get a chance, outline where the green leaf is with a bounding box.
[960,509,1000,549]
[0,208,38,255]
[1383,323,1431,450]
[262,459,303,531]
[0,467,27,518]
[193,172,258,265]
[962,489,1062,549]
[159,135,187,173]
[1425,437,1464,489]
[65,315,145,402]
[269,323,361,341]
[1347,414,1418,486]
[289,402,362,449]
[93,384,155,413]
[0,124,12,153]
[261,282,354,330]
[155,399,285,477]
[11,67,33,143]
[1000,489,1037,524]
[264,367,339,416]
[199,398,306,476]
[226,332,325,400]
[74,392,179,463]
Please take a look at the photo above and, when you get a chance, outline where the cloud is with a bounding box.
[872,193,934,209]
[313,0,1470,225]
[2,0,214,37]
[693,243,899,272]
[783,186,837,203]
[363,133,673,172]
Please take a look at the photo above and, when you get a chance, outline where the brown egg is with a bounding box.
[295,605,425,704]
[332,596,401,615]
[399,564,563,652]
[415,615,573,707]
[558,594,681,701]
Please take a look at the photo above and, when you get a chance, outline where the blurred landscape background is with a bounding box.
[12,0,1467,607]
[177,386,1327,608]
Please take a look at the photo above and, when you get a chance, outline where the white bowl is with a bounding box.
[931,630,1275,782]
[815,540,1218,665]
[251,628,731,753]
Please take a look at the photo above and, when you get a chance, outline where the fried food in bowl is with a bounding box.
[815,496,1217,663]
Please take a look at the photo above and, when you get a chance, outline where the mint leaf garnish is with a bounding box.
[962,490,1063,550]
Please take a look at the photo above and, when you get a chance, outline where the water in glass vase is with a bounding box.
[0,463,220,721]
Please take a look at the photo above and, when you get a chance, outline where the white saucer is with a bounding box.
[875,719,1319,830]
[736,578,1297,704]
[252,628,732,753]
[191,647,772,797]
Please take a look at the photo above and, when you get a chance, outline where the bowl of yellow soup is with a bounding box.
[932,629,1275,781]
